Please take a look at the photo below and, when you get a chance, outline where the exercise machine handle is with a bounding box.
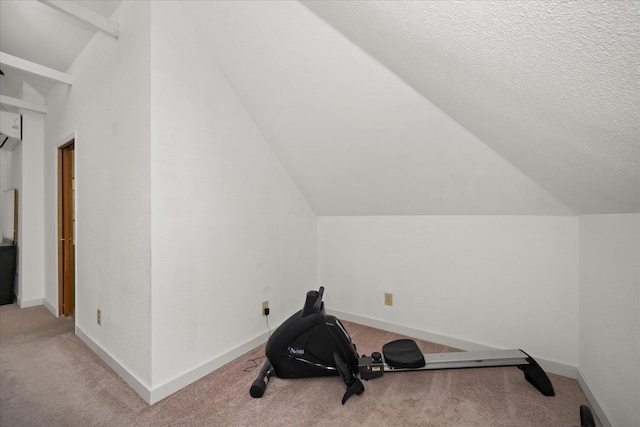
[313,286,325,313]
[302,286,325,317]
[249,360,273,398]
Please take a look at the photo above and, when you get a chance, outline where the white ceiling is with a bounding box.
[301,0,640,214]
[0,0,122,100]
[180,0,574,215]
[180,0,638,215]
[1,0,638,215]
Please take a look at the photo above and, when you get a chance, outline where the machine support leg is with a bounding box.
[517,351,555,396]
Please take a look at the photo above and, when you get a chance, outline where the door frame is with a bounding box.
[57,138,75,317]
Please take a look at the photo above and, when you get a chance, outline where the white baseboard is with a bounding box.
[75,309,581,406]
[43,298,57,316]
[76,325,271,405]
[577,370,614,427]
[149,330,270,404]
[18,297,43,308]
[329,309,577,379]
[75,325,152,404]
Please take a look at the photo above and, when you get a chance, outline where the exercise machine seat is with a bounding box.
[382,339,426,369]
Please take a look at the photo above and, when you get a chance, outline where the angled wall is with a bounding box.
[178,0,574,217]
[303,1,640,214]
[149,1,316,402]
[36,0,318,405]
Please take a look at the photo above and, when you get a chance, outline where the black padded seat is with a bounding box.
[382,339,426,369]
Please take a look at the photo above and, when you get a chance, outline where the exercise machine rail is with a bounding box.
[359,348,554,397]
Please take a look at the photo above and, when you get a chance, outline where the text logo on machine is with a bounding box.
[287,346,304,356]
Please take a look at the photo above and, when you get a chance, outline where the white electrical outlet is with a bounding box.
[384,293,393,306]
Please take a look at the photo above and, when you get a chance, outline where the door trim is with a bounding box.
[57,139,74,316]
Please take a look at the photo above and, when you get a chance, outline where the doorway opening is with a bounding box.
[58,140,74,317]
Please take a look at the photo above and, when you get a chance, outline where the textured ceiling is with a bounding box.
[3,1,638,215]
[180,1,575,215]
[180,0,640,215]
[301,0,640,214]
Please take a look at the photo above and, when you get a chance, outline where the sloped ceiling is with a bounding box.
[0,0,122,99]
[301,0,640,214]
[179,0,638,216]
[5,1,636,215]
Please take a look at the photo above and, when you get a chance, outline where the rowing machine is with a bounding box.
[250,287,554,404]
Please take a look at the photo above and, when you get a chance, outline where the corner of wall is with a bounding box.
[76,325,152,404]
[577,369,614,427]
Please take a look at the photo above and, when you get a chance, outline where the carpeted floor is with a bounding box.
[1,303,598,426]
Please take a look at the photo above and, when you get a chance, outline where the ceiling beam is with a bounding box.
[38,0,119,39]
[0,95,48,114]
[0,52,73,85]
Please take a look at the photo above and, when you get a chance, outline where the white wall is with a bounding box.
[44,1,152,387]
[319,216,579,371]
[16,107,45,307]
[36,0,318,403]
[149,1,317,399]
[579,214,640,427]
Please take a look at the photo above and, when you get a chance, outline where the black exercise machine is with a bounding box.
[578,405,596,427]
[250,287,555,405]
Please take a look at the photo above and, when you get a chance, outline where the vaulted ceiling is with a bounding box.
[2,1,638,215]
[0,1,122,99]
[301,1,640,215]
[180,0,639,215]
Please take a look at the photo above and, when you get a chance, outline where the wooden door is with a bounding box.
[58,141,75,316]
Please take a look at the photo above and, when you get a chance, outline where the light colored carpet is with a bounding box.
[0,303,598,426]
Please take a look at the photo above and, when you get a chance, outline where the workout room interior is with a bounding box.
[0,1,638,426]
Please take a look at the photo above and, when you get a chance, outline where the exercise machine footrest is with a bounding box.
[383,339,426,369]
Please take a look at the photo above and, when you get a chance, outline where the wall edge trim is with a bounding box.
[148,329,270,404]
[75,325,152,404]
[577,369,615,427]
[43,298,57,316]
[18,297,43,308]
